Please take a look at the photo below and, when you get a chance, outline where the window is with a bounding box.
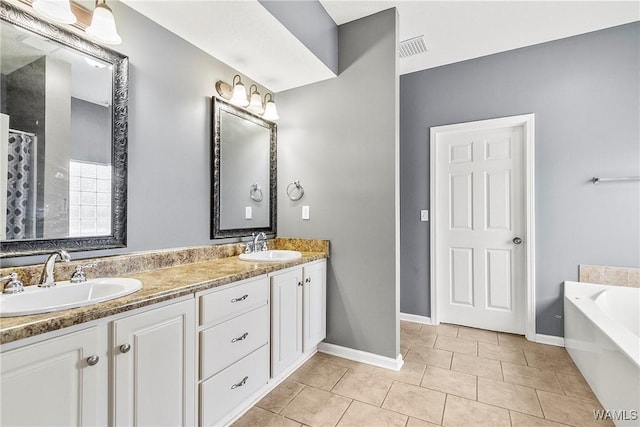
[69,160,111,236]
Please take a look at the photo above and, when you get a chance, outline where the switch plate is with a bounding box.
[245,207,252,219]
[302,206,310,220]
[420,209,429,222]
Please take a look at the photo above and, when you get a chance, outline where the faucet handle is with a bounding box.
[70,263,95,284]
[1,273,25,294]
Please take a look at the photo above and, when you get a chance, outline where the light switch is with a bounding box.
[302,206,310,220]
[245,206,252,219]
[420,209,429,222]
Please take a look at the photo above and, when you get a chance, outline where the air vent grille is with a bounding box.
[399,36,428,58]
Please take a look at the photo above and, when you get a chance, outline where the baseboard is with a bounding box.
[317,342,404,371]
[400,312,432,325]
[535,334,565,347]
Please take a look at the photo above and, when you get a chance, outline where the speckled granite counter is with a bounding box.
[0,239,328,345]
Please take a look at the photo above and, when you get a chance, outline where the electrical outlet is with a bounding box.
[420,210,429,222]
[245,207,252,219]
[302,206,310,220]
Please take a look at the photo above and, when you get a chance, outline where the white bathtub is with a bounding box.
[564,281,640,426]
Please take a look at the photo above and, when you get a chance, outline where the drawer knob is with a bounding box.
[231,376,248,390]
[119,344,131,354]
[231,332,249,343]
[86,355,99,366]
[231,294,249,303]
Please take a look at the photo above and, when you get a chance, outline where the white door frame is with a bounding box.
[430,114,536,341]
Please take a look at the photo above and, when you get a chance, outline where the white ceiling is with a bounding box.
[121,0,337,92]
[121,1,639,93]
[321,1,640,75]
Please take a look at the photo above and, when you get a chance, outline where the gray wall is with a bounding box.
[400,22,640,337]
[277,9,399,358]
[70,98,110,164]
[2,2,271,267]
[258,0,338,75]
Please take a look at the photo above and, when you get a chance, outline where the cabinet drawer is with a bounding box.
[199,276,268,326]
[200,345,269,427]
[200,304,269,380]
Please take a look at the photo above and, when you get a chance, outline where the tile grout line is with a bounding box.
[333,398,354,427]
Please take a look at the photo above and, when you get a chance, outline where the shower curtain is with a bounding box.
[6,131,35,240]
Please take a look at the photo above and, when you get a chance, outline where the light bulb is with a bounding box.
[86,2,122,46]
[32,0,77,24]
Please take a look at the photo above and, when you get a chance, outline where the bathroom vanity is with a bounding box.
[0,242,327,426]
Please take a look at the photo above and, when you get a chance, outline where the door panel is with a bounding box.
[450,248,474,306]
[450,173,473,230]
[486,249,512,310]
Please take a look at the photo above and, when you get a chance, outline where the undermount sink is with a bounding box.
[239,250,302,263]
[0,278,142,317]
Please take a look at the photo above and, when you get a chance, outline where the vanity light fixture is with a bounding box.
[229,75,250,107]
[86,0,122,46]
[32,0,77,24]
[247,85,265,115]
[215,77,279,121]
[262,93,279,122]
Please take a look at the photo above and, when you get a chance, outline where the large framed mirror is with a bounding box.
[211,97,276,239]
[0,1,128,257]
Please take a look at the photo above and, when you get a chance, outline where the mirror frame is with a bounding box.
[0,1,128,257]
[211,97,276,239]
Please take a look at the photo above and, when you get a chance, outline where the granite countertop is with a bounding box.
[0,252,327,345]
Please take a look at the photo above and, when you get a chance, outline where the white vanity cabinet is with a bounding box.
[0,326,107,427]
[0,297,195,427]
[111,298,196,427]
[270,259,326,378]
[197,275,270,427]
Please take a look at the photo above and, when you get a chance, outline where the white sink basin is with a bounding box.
[239,250,302,263]
[0,278,142,317]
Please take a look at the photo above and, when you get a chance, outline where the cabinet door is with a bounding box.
[303,260,327,353]
[112,299,195,427]
[1,327,104,426]
[270,268,302,378]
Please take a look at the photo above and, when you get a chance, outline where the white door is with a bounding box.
[432,116,532,334]
[112,299,195,427]
[1,327,105,426]
[270,268,303,377]
[303,260,326,353]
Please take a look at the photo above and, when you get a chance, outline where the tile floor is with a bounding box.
[233,321,613,427]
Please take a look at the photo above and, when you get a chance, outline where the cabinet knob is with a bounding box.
[231,294,249,303]
[298,281,303,287]
[231,376,248,390]
[513,237,523,245]
[86,355,100,366]
[119,343,131,353]
[231,332,249,343]
[305,278,311,283]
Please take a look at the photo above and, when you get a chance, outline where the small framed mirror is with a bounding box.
[211,97,276,239]
[0,1,128,257]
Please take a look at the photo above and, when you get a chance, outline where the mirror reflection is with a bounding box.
[1,19,113,241]
[212,98,276,239]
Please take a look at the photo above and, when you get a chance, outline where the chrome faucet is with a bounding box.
[39,250,71,288]
[245,232,268,254]
[253,232,267,252]
[1,273,24,294]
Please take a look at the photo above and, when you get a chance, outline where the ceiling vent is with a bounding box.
[399,36,428,59]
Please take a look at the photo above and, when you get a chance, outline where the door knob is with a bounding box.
[513,237,523,245]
